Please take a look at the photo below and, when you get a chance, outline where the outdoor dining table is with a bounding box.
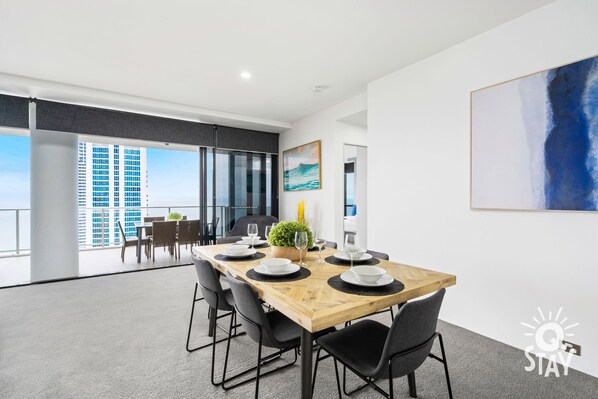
[192,244,457,399]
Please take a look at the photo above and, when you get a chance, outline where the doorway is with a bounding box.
[343,144,367,247]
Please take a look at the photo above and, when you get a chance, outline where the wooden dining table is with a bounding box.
[192,244,456,399]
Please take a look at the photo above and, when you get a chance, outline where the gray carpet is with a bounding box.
[0,266,596,399]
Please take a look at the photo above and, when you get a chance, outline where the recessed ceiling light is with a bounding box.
[241,71,251,80]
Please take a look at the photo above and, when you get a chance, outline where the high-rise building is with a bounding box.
[77,142,148,247]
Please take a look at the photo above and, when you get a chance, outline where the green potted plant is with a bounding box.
[268,221,313,261]
[167,211,183,221]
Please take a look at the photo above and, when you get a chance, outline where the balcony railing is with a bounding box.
[0,205,262,257]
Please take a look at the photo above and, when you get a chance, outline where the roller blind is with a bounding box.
[36,100,215,147]
[216,125,279,154]
[0,94,29,129]
[34,99,279,153]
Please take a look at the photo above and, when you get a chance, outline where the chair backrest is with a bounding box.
[366,249,389,260]
[374,288,446,379]
[192,257,232,311]
[216,236,241,244]
[117,220,127,243]
[178,220,200,244]
[227,215,278,238]
[144,216,165,236]
[152,221,177,246]
[325,241,338,249]
[226,274,281,348]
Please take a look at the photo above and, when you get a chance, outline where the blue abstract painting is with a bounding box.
[471,55,598,211]
[283,140,321,191]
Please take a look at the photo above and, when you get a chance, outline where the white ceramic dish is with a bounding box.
[333,251,373,262]
[340,271,394,287]
[227,244,250,255]
[260,258,292,273]
[350,266,386,284]
[241,235,261,242]
[237,239,268,246]
[221,248,257,258]
[254,263,300,276]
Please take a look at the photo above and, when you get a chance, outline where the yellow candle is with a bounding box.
[298,200,304,222]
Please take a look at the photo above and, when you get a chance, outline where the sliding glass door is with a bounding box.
[206,149,277,238]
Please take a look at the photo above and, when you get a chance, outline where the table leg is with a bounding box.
[301,328,313,399]
[136,228,142,263]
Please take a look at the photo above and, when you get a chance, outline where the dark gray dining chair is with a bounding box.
[226,215,278,238]
[216,236,242,244]
[186,257,243,386]
[325,241,338,249]
[312,288,452,399]
[222,274,335,399]
[345,249,394,327]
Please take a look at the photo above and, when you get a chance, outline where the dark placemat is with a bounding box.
[327,274,404,296]
[246,267,311,282]
[308,245,326,252]
[214,252,266,262]
[324,255,380,266]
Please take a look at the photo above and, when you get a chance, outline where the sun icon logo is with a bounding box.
[521,307,580,377]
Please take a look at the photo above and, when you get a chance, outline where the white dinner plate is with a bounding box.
[221,248,257,258]
[254,263,300,276]
[237,239,268,247]
[333,251,373,262]
[340,271,394,287]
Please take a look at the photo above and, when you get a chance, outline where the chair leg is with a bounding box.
[438,334,453,399]
[389,306,395,321]
[255,337,263,399]
[121,245,125,262]
[152,245,155,262]
[333,359,343,399]
[407,372,416,398]
[388,362,394,399]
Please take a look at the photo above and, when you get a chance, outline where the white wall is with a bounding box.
[368,0,598,377]
[279,94,367,245]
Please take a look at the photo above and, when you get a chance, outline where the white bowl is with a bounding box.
[261,258,292,273]
[351,266,386,284]
[241,236,262,244]
[227,244,249,255]
[342,248,367,258]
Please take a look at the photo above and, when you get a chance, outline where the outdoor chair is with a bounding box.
[150,220,178,261]
[143,216,165,238]
[118,220,149,262]
[177,219,200,256]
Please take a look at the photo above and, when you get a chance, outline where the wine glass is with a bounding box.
[247,223,258,249]
[313,231,326,263]
[344,233,360,268]
[295,231,308,267]
[265,225,272,255]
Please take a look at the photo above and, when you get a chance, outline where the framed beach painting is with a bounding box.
[471,55,598,211]
[283,140,322,191]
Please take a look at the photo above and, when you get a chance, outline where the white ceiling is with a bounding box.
[0,0,554,131]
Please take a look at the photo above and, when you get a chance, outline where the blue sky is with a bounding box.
[0,135,30,208]
[146,147,199,207]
